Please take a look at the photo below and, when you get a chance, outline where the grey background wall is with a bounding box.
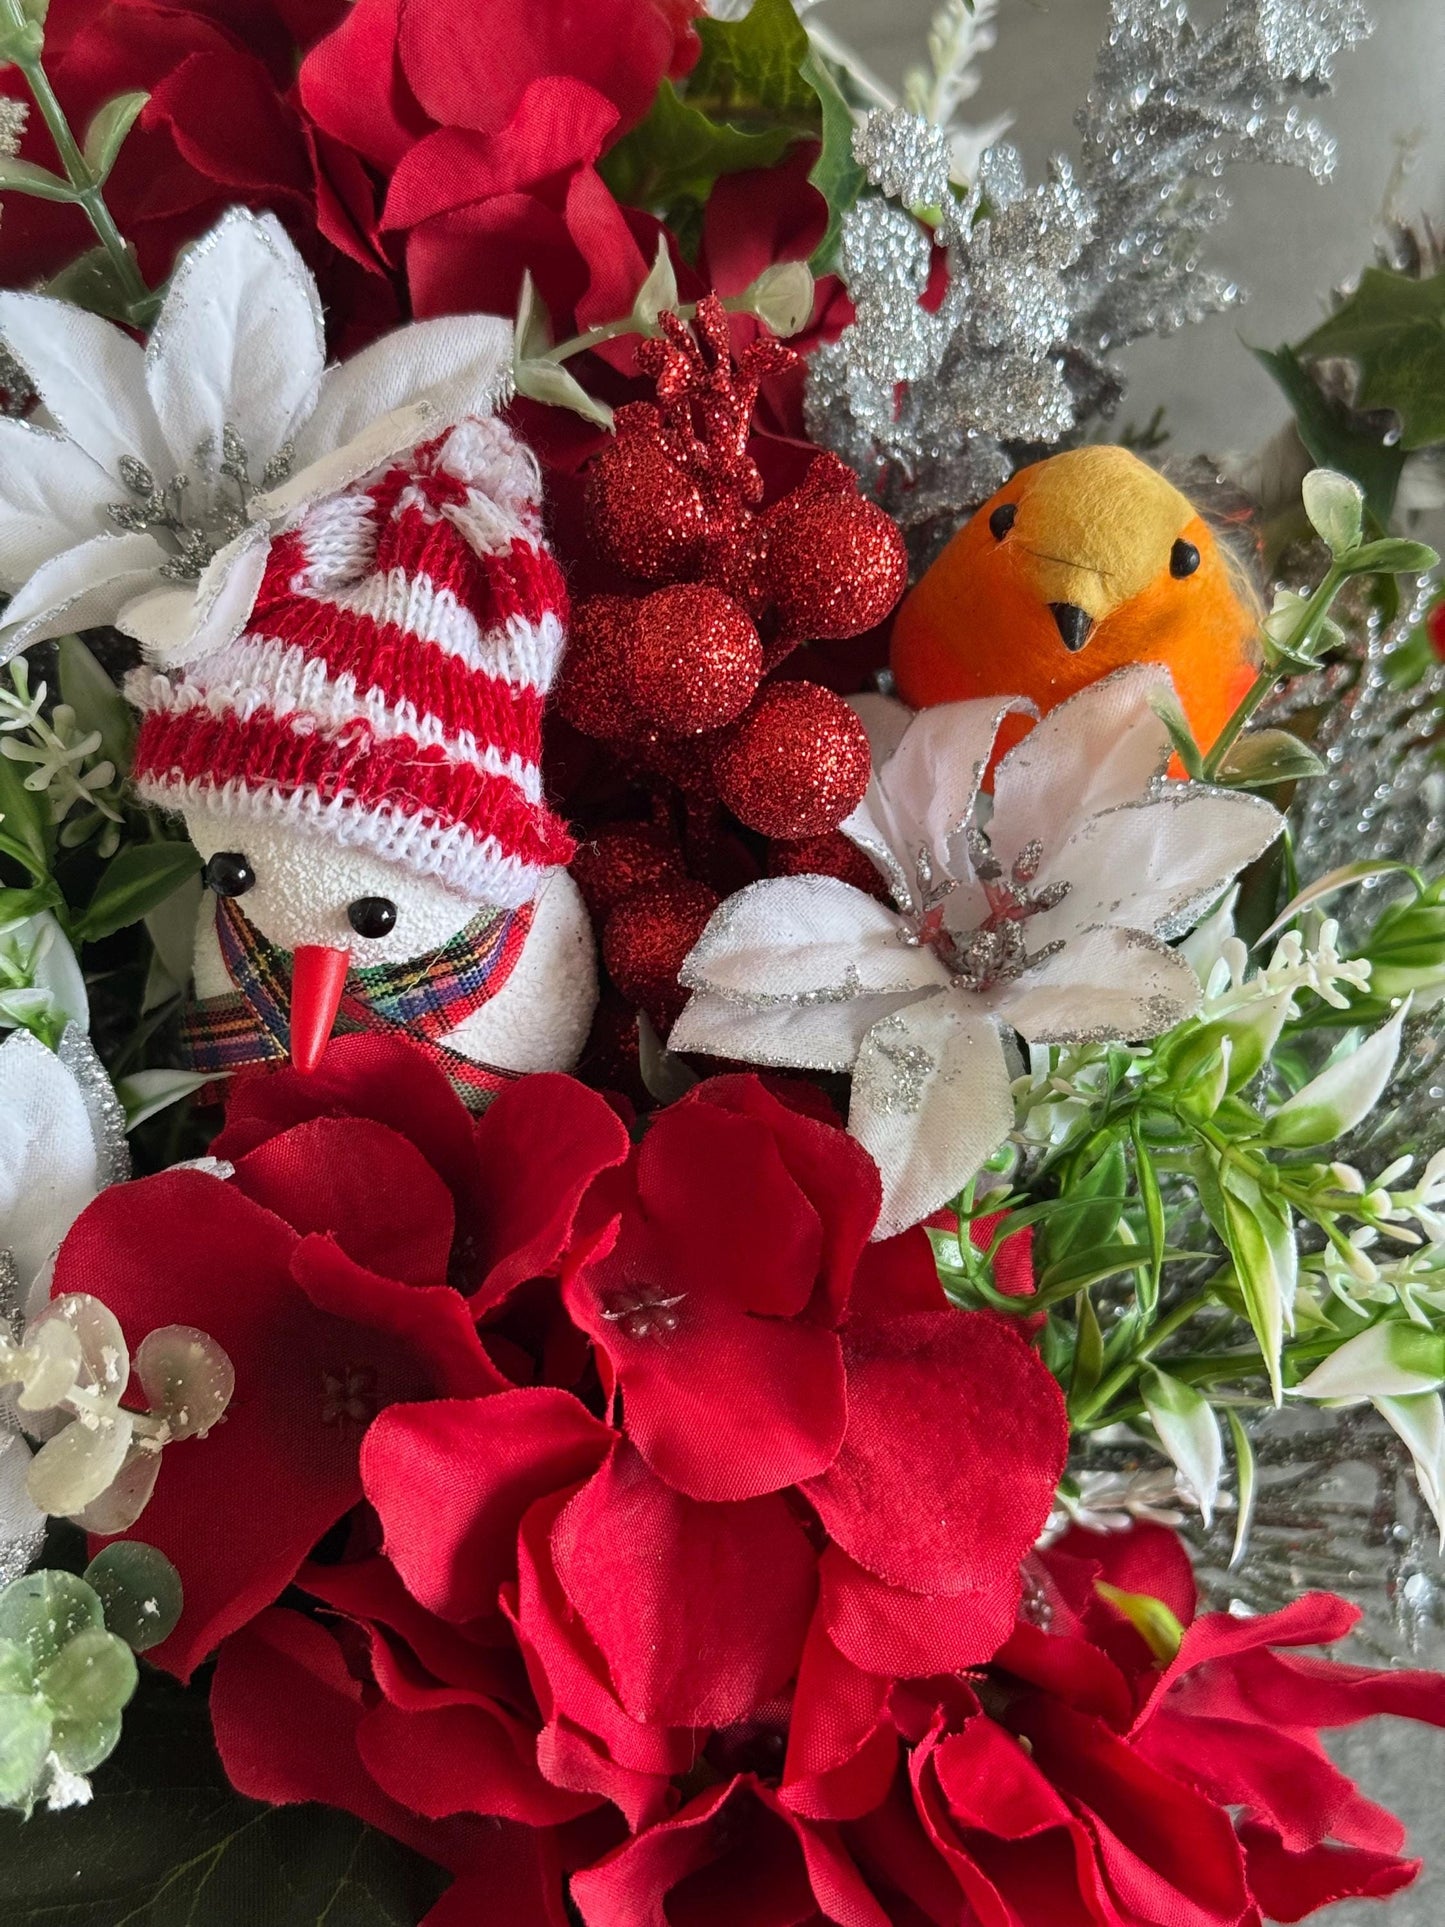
[812,5,1445,1920]
[821,0,1445,466]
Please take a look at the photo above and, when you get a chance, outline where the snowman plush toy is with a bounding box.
[129,413,597,1103]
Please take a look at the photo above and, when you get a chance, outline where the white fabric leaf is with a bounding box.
[0,293,169,480]
[0,1031,99,1294]
[1374,1393,1445,1544]
[120,523,270,666]
[0,531,167,656]
[987,924,1203,1043]
[1033,788,1281,945]
[849,995,1015,1239]
[0,420,115,592]
[258,401,437,525]
[681,876,950,1002]
[0,1432,45,1574]
[845,696,1023,899]
[146,209,325,477]
[1142,1367,1224,1526]
[669,986,924,1073]
[1267,1003,1409,1149]
[988,665,1176,873]
[295,316,512,465]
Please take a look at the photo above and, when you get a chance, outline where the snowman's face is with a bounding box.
[184,809,481,965]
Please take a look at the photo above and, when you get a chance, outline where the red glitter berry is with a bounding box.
[585,433,709,582]
[603,880,720,1032]
[761,475,909,643]
[715,682,872,839]
[554,595,644,741]
[630,585,763,737]
[768,830,890,901]
[571,825,689,921]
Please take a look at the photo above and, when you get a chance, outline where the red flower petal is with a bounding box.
[469,1072,631,1311]
[362,1389,613,1625]
[820,1545,1021,1678]
[550,1441,817,1728]
[1239,1820,1420,1923]
[299,0,426,171]
[803,1311,1068,1595]
[231,1116,455,1286]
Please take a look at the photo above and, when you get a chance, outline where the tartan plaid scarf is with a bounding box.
[183,893,536,1109]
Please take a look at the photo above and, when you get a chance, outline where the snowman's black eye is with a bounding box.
[988,501,1018,540]
[1170,538,1202,578]
[347,897,397,940]
[203,851,255,898]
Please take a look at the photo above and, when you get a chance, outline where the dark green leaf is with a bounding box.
[688,0,818,127]
[82,92,148,184]
[1068,1290,1105,1405]
[0,882,61,926]
[0,747,51,882]
[0,157,75,203]
[1254,344,1404,528]
[76,842,200,945]
[601,79,794,212]
[1040,1139,1127,1280]
[800,50,865,274]
[44,247,145,325]
[1146,685,1203,779]
[0,1674,450,1926]
[1296,265,1445,451]
[1130,1117,1166,1320]
[58,635,134,768]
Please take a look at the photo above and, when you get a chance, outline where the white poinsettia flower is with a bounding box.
[0,207,512,665]
[672,666,1282,1237]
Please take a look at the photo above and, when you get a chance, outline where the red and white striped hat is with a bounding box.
[130,418,574,906]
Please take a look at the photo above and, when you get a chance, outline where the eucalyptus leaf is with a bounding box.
[81,92,148,184]
[0,1572,103,1672]
[511,355,614,429]
[37,1627,136,1727]
[0,1695,51,1811]
[1300,469,1364,557]
[0,157,77,204]
[84,1544,182,1654]
[1216,728,1326,787]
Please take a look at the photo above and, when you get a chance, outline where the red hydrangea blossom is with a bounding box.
[299,0,702,333]
[52,1035,1445,1923]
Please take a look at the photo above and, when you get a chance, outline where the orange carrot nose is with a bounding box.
[289,945,350,1074]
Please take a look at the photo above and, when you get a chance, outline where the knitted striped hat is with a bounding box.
[130,417,574,907]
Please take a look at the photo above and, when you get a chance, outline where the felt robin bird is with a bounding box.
[890,444,1259,762]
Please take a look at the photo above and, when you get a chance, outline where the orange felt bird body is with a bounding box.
[890,445,1258,761]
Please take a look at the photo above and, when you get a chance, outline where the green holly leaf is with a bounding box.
[1295,265,1445,451]
[0,1673,451,1926]
[1254,344,1405,529]
[600,78,794,212]
[801,49,865,274]
[688,0,818,127]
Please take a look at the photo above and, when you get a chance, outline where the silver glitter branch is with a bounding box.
[807,0,1372,562]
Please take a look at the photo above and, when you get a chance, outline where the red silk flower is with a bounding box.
[299,0,701,333]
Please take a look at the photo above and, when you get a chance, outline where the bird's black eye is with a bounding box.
[988,501,1018,540]
[1170,538,1202,579]
[203,851,255,898]
[347,897,397,940]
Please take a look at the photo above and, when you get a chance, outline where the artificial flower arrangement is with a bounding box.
[4,0,1445,1921]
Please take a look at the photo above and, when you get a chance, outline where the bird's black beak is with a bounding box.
[1049,603,1094,651]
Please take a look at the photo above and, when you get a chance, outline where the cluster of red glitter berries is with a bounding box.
[557,297,908,1037]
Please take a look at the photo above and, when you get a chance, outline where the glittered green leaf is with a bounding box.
[1297,265,1445,451]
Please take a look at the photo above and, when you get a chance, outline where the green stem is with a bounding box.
[1069,1288,1216,1425]
[2,7,154,324]
[544,289,761,365]
[1201,560,1348,781]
